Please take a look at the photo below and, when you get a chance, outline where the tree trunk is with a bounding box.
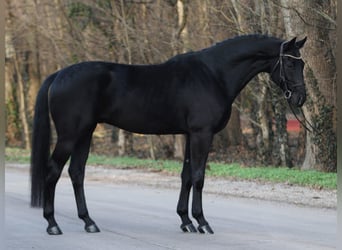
[281,0,337,171]
[272,90,292,167]
[13,54,31,150]
[27,0,42,118]
[255,83,272,165]
[118,129,133,156]
[226,101,243,146]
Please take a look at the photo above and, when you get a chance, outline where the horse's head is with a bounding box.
[270,37,307,107]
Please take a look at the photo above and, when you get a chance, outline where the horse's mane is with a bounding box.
[207,34,283,51]
[167,34,282,63]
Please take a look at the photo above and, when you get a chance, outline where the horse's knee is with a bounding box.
[181,175,192,189]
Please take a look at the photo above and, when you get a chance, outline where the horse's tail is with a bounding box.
[30,72,57,208]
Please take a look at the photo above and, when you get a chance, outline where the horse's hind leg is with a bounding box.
[44,138,75,235]
[177,136,197,233]
[68,127,100,233]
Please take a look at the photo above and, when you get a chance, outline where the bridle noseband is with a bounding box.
[271,41,303,100]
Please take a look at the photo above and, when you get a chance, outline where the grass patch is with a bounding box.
[5,147,336,190]
[5,147,31,163]
[208,163,337,190]
[87,154,181,173]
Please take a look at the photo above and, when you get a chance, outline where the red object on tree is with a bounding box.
[287,119,300,132]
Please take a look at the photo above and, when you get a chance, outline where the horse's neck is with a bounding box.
[224,58,271,100]
[201,41,277,102]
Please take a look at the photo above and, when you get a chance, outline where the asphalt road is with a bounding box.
[5,167,336,250]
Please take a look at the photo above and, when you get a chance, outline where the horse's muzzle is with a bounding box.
[289,92,306,107]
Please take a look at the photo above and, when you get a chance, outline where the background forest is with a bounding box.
[5,0,337,172]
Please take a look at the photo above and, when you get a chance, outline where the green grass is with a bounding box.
[5,147,31,163]
[5,147,337,189]
[207,163,336,189]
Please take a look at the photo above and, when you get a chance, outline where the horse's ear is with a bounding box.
[295,37,307,49]
[283,37,297,51]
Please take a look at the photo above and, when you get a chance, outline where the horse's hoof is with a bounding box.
[198,224,214,234]
[85,223,100,233]
[181,223,197,233]
[47,225,63,235]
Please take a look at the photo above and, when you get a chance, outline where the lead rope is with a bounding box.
[288,104,317,134]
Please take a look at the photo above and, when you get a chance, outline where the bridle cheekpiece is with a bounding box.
[271,41,303,100]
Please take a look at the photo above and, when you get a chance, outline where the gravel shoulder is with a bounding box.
[6,163,337,209]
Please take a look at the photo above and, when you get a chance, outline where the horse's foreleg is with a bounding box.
[177,136,197,233]
[44,139,74,235]
[189,131,214,234]
[68,128,100,233]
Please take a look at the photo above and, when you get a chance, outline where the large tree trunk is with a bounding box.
[281,0,337,171]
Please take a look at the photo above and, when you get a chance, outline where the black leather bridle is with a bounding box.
[271,41,316,133]
[271,41,304,100]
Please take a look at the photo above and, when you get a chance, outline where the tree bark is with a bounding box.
[118,129,133,156]
[280,0,337,171]
[27,0,42,118]
[272,90,292,167]
[13,54,31,150]
[255,83,272,165]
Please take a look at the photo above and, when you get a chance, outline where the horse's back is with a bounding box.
[47,59,228,135]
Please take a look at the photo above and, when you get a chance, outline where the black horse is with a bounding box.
[31,34,307,235]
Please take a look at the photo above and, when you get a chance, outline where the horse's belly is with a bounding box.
[101,108,187,135]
